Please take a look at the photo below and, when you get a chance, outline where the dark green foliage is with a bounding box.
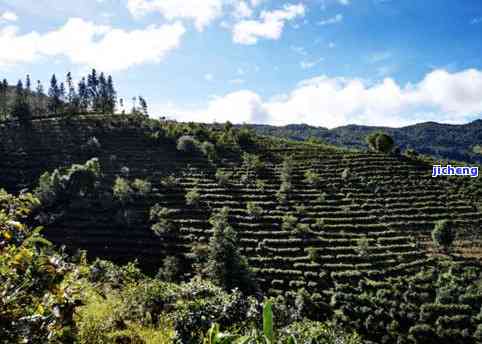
[177,135,199,153]
[277,157,294,202]
[112,177,133,204]
[186,187,201,206]
[12,80,32,122]
[0,79,8,120]
[432,220,455,252]
[149,204,177,236]
[304,169,321,186]
[366,132,394,153]
[281,213,298,231]
[246,201,263,219]
[200,141,217,161]
[36,158,101,206]
[215,169,232,187]
[204,207,257,294]
[245,120,482,164]
[157,256,181,282]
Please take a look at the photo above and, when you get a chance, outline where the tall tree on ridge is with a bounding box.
[25,74,31,93]
[107,75,116,114]
[12,79,31,122]
[87,68,99,112]
[78,77,88,114]
[139,96,148,117]
[98,72,108,113]
[35,80,45,117]
[66,72,79,114]
[0,79,8,120]
[48,74,61,115]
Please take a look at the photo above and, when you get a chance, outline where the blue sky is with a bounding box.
[1,0,482,128]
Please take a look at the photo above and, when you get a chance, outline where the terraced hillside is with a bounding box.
[1,115,480,283]
[2,115,482,342]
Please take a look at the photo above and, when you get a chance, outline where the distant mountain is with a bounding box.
[244,119,482,164]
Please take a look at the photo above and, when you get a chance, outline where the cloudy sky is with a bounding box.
[1,0,482,128]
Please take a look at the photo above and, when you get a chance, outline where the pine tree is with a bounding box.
[48,74,61,115]
[12,80,31,122]
[25,74,31,93]
[0,79,8,120]
[35,80,45,117]
[204,207,257,294]
[59,82,66,115]
[131,96,137,114]
[106,75,116,114]
[138,96,148,117]
[87,69,99,112]
[66,72,79,114]
[98,72,108,113]
[78,78,88,113]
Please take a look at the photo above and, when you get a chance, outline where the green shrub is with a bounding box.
[113,177,134,204]
[157,256,181,282]
[304,169,321,186]
[246,201,263,219]
[186,187,201,206]
[356,236,370,256]
[311,218,326,230]
[132,178,152,196]
[177,135,198,153]
[205,207,257,294]
[307,247,319,262]
[215,169,232,187]
[255,179,266,191]
[282,213,298,231]
[160,175,179,189]
[295,223,311,235]
[35,158,101,206]
[472,144,482,155]
[432,220,455,252]
[149,204,177,236]
[200,141,217,161]
[366,132,394,153]
[341,168,350,180]
[317,192,327,203]
[242,153,264,173]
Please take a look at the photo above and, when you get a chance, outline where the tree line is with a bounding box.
[0,69,149,122]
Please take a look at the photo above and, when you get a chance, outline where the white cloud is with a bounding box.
[291,45,308,55]
[250,0,266,7]
[300,57,323,69]
[1,11,18,22]
[318,13,343,25]
[127,0,223,31]
[160,69,482,128]
[0,18,185,71]
[232,3,305,45]
[233,1,253,18]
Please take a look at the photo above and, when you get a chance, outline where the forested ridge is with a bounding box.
[245,120,482,164]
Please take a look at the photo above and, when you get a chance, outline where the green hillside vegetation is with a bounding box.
[245,120,482,164]
[1,76,482,343]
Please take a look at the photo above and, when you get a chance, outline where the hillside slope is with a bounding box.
[1,115,480,276]
[246,119,482,164]
[2,115,482,343]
